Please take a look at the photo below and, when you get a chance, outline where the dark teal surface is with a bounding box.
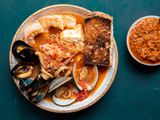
[0,0,160,120]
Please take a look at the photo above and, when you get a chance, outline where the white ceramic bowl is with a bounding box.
[9,4,118,113]
[126,15,160,66]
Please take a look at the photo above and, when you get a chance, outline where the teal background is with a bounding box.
[0,0,160,120]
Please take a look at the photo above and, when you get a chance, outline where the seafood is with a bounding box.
[37,41,78,75]
[24,21,44,44]
[52,83,79,106]
[10,13,110,106]
[54,66,72,77]
[60,24,84,52]
[40,66,54,80]
[38,15,64,31]
[48,77,72,93]
[12,40,39,62]
[11,63,33,79]
[11,62,40,88]
[24,15,77,44]
[72,63,98,91]
[38,15,76,31]
[28,84,49,102]
[60,24,84,43]
[62,15,77,29]
[29,75,51,91]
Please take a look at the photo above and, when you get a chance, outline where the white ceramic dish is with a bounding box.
[126,15,160,66]
[9,4,118,113]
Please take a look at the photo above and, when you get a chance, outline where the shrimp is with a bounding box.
[38,15,64,31]
[38,15,76,31]
[62,15,77,29]
[23,21,44,44]
[23,15,77,44]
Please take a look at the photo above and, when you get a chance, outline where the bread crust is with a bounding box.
[84,12,113,66]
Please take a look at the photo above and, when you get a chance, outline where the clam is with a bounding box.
[12,40,39,62]
[52,83,79,106]
[48,77,79,106]
[72,63,98,91]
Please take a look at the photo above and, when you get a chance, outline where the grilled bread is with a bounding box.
[84,12,113,66]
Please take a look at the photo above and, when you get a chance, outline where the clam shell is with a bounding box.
[52,83,79,106]
[52,95,76,106]
[72,63,99,91]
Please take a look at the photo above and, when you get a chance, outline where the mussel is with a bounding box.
[72,63,98,91]
[28,84,49,102]
[27,76,72,103]
[30,74,52,91]
[11,62,40,88]
[12,40,39,62]
[11,63,33,79]
[24,75,52,102]
[11,40,52,102]
[10,40,99,105]
[48,77,72,93]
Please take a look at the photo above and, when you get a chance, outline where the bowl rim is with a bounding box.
[9,4,119,113]
[126,15,160,66]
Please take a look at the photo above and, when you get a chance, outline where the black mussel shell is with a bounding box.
[19,78,35,88]
[11,62,40,89]
[24,75,51,102]
[12,40,31,59]
[31,75,52,91]
[11,62,34,78]
[28,85,49,102]
[18,48,39,62]
[12,40,39,62]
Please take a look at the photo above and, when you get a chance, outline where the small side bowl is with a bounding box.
[126,15,160,66]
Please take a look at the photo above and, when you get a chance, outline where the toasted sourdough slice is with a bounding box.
[84,12,113,66]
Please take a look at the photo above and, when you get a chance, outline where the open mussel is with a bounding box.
[11,62,40,88]
[30,74,52,91]
[72,63,98,91]
[28,84,49,102]
[24,74,52,102]
[27,76,72,103]
[11,63,33,79]
[48,77,72,93]
[12,40,39,62]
